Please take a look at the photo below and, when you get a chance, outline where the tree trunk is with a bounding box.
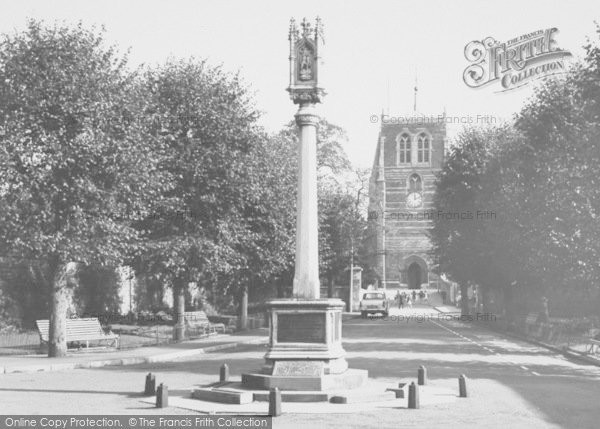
[48,261,71,357]
[503,283,514,320]
[480,286,489,314]
[327,275,334,298]
[238,285,248,331]
[460,283,470,317]
[173,279,185,342]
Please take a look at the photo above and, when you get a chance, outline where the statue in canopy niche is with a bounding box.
[298,45,313,81]
[287,17,324,104]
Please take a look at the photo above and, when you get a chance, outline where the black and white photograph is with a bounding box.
[0,1,599,428]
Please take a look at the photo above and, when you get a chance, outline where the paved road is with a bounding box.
[1,306,599,428]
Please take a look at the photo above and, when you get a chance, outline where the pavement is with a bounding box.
[0,329,268,375]
[431,305,460,314]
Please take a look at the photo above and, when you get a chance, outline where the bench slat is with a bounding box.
[36,318,118,347]
[184,311,226,334]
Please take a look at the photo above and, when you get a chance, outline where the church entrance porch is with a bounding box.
[401,255,428,289]
[407,262,422,289]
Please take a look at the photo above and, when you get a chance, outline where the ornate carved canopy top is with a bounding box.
[288,17,326,104]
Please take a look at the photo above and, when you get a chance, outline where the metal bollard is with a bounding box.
[408,382,420,409]
[417,365,427,385]
[220,364,229,382]
[459,374,468,398]
[269,387,282,416]
[156,383,168,408]
[144,373,156,395]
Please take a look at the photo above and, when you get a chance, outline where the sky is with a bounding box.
[0,0,598,167]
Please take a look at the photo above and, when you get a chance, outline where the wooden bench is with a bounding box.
[36,318,119,349]
[589,339,600,354]
[183,311,226,337]
[208,315,238,331]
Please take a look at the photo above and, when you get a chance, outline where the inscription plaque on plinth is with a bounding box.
[277,313,326,343]
[272,360,324,376]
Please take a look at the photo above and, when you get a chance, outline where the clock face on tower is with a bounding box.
[406,192,422,208]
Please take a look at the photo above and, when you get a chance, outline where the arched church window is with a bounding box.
[417,133,431,164]
[396,134,411,164]
[409,173,422,192]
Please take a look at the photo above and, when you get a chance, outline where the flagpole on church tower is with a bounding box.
[413,72,418,112]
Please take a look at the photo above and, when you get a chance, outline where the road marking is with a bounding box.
[429,318,541,377]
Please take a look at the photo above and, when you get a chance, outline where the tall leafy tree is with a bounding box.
[431,127,497,315]
[431,28,600,318]
[319,169,369,297]
[0,21,167,356]
[511,29,600,312]
[224,133,296,327]
[137,59,264,336]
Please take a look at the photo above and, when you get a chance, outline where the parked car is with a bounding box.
[360,292,389,317]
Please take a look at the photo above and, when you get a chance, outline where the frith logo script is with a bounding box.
[463,28,572,91]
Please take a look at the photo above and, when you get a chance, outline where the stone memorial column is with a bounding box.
[240,18,368,392]
[293,103,320,299]
[259,17,348,380]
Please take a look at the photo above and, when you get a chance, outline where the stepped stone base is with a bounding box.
[192,387,253,404]
[192,378,396,404]
[330,390,397,404]
[241,368,368,391]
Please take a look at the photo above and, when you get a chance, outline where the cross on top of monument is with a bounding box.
[300,18,312,38]
[289,17,324,43]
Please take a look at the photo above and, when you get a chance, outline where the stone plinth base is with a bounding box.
[230,298,367,395]
[192,376,395,404]
[261,298,347,376]
[241,368,368,391]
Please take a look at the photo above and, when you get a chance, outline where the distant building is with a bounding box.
[367,112,446,289]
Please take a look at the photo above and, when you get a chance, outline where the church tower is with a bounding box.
[367,112,446,289]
